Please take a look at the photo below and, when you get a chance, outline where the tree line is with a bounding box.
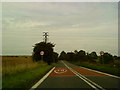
[59,50,120,66]
[32,41,120,67]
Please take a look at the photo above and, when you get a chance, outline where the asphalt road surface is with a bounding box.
[34,60,120,89]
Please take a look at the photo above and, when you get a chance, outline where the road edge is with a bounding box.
[80,66,120,79]
[30,67,55,90]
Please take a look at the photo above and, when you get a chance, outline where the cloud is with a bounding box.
[3,17,51,30]
[2,2,118,55]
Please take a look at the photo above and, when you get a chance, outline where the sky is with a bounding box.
[2,2,118,56]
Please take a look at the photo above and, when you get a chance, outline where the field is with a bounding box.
[2,56,40,76]
[2,56,55,88]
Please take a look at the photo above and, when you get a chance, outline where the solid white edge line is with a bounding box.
[30,67,55,90]
[80,66,120,79]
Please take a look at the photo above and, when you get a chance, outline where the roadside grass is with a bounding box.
[70,61,120,77]
[2,56,56,88]
[2,64,54,88]
[2,56,36,76]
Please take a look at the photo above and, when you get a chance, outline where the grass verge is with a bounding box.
[2,63,55,89]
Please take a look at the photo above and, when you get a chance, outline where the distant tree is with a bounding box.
[90,52,97,60]
[53,52,59,63]
[86,52,91,62]
[78,50,86,61]
[66,52,74,61]
[102,53,113,64]
[74,50,79,61]
[118,57,120,60]
[59,51,67,60]
[32,42,55,65]
[88,51,98,62]
[90,52,98,59]
[114,57,120,68]
[113,55,118,60]
[74,50,78,54]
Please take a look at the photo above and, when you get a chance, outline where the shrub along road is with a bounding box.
[32,60,120,89]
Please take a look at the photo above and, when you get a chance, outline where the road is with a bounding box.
[33,60,120,89]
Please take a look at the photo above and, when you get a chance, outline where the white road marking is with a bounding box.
[80,66,120,79]
[30,67,55,90]
[61,61,105,90]
[54,69,67,74]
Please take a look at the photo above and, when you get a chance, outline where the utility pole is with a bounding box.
[43,32,49,43]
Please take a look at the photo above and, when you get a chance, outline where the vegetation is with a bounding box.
[2,40,59,88]
[32,42,58,65]
[2,56,56,88]
[58,50,120,76]
[2,43,120,88]
[3,56,39,76]
[59,50,120,65]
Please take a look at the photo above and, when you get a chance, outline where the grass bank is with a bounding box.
[70,61,120,77]
[2,56,56,89]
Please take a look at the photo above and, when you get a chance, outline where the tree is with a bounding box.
[90,52,98,59]
[102,53,113,64]
[78,50,86,61]
[74,50,79,61]
[32,42,55,65]
[74,50,78,54]
[88,51,98,62]
[66,52,74,61]
[59,51,67,60]
[53,52,59,63]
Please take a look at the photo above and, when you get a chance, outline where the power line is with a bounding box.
[43,32,49,43]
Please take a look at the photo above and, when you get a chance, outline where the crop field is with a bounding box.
[2,56,46,76]
[2,56,54,88]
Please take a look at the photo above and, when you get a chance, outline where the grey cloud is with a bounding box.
[2,2,118,56]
